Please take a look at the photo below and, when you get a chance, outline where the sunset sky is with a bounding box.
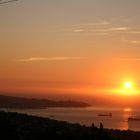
[1,0,140,104]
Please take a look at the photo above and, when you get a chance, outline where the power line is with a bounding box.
[0,0,19,4]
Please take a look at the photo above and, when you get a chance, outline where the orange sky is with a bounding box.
[1,0,140,105]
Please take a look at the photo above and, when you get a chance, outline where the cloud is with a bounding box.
[102,27,128,32]
[0,0,18,4]
[72,19,129,34]
[73,20,111,33]
[73,27,129,34]
[73,29,84,33]
[127,31,140,34]
[90,27,128,33]
[120,58,140,61]
[72,19,140,37]
[15,57,85,62]
[78,21,111,26]
[123,40,140,44]
[130,41,140,44]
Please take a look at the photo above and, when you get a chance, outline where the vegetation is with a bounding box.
[0,111,140,140]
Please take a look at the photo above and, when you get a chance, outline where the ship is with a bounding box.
[128,117,140,121]
[98,113,112,117]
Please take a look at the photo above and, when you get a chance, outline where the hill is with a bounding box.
[0,95,90,109]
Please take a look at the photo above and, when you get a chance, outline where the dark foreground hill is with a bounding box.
[0,111,140,140]
[0,95,90,109]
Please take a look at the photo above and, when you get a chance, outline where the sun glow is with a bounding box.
[120,81,136,95]
[124,82,132,89]
[113,80,139,96]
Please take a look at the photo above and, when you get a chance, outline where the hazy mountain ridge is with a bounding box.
[0,95,91,109]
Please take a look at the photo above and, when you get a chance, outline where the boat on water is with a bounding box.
[128,117,140,121]
[98,113,112,117]
[49,115,54,118]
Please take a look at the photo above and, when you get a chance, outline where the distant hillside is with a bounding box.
[0,95,91,109]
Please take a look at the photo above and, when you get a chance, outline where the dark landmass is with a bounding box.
[0,111,140,140]
[0,95,90,109]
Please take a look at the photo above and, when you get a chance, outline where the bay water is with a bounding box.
[3,107,140,131]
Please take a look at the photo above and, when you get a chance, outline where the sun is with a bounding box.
[124,82,132,89]
[113,80,138,96]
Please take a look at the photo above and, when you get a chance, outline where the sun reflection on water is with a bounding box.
[124,108,132,112]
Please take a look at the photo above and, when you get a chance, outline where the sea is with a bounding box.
[2,107,140,132]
